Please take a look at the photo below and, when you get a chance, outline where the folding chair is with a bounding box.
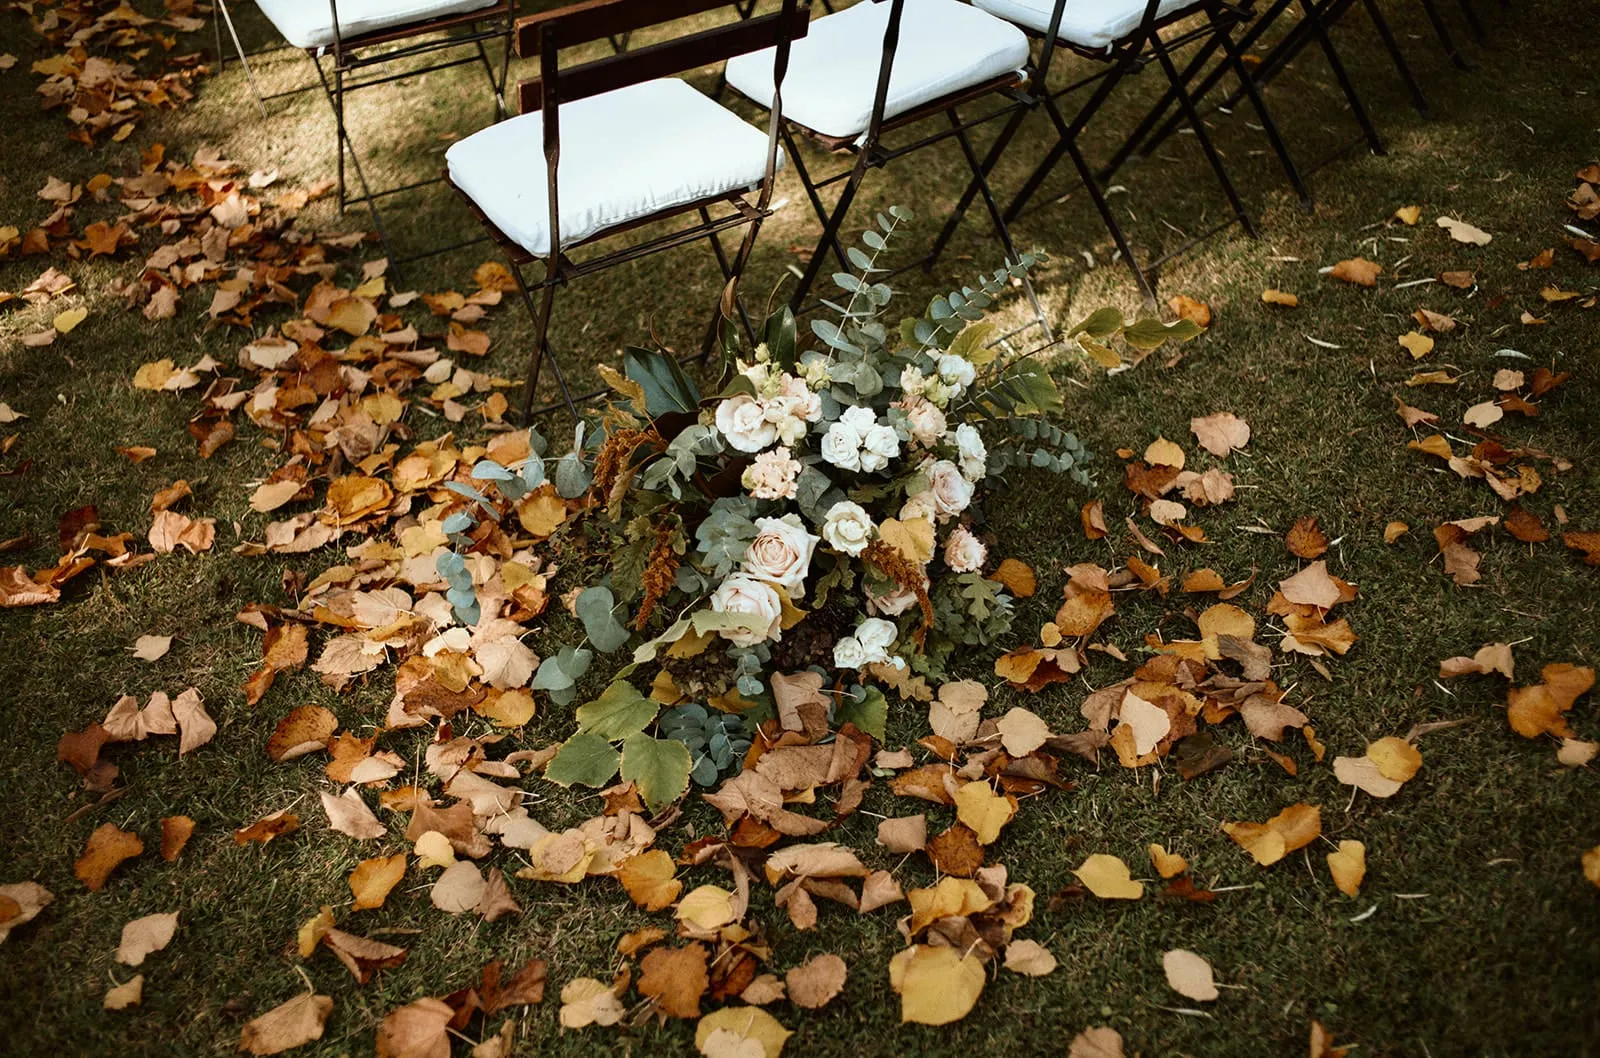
[723,0,1051,334]
[215,0,518,279]
[930,0,1307,306]
[1101,0,1439,188]
[445,0,810,419]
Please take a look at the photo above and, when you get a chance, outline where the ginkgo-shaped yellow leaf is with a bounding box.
[1148,844,1188,879]
[349,855,406,911]
[1143,436,1186,470]
[1072,854,1144,899]
[619,850,682,912]
[889,944,986,1025]
[1327,840,1367,896]
[676,885,736,931]
[906,877,994,933]
[695,1006,791,1058]
[412,830,455,870]
[954,781,1016,846]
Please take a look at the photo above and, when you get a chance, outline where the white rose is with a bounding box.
[859,424,900,473]
[715,393,777,454]
[943,525,987,573]
[868,581,921,617]
[899,490,937,523]
[855,617,897,661]
[822,501,874,557]
[832,635,868,670]
[780,375,823,422]
[709,573,782,647]
[954,423,987,481]
[741,447,801,501]
[900,365,928,397]
[903,399,947,447]
[938,353,977,391]
[742,514,818,597]
[926,459,974,518]
[838,404,877,442]
[820,422,862,472]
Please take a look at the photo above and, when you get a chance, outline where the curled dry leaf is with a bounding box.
[1261,288,1298,307]
[1329,258,1381,286]
[0,882,54,943]
[234,810,300,846]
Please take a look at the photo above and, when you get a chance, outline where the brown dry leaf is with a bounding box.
[1327,840,1366,896]
[321,789,386,841]
[1506,663,1594,739]
[1329,258,1381,286]
[1189,412,1250,458]
[1286,517,1330,559]
[1585,848,1600,890]
[160,816,194,862]
[266,705,338,762]
[239,993,334,1055]
[431,861,487,914]
[1559,739,1600,767]
[234,810,300,846]
[1072,854,1143,899]
[619,849,682,912]
[639,944,709,1018]
[1081,499,1108,540]
[1414,308,1457,333]
[1261,289,1299,307]
[350,854,407,910]
[1504,506,1549,543]
[785,953,847,1010]
[131,634,172,661]
[104,975,144,1011]
[1068,1026,1125,1058]
[1384,522,1409,544]
[1003,939,1057,976]
[994,707,1051,757]
[877,815,927,854]
[889,944,985,1026]
[75,823,144,890]
[1168,294,1211,328]
[991,558,1036,597]
[1162,949,1219,1001]
[1438,270,1476,289]
[1436,216,1492,245]
[1563,531,1600,566]
[925,823,985,877]
[1222,803,1322,866]
[1463,401,1504,428]
[1397,331,1434,360]
[376,997,453,1058]
[1279,561,1341,609]
[116,911,179,966]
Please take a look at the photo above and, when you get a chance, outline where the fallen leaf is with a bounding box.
[116,911,178,966]
[1222,803,1321,866]
[953,781,1016,846]
[350,855,407,910]
[1261,289,1298,307]
[1068,1026,1125,1058]
[376,997,453,1058]
[104,975,143,1011]
[619,849,682,912]
[1003,938,1057,976]
[234,810,300,846]
[1162,949,1218,1001]
[1168,294,1211,328]
[75,823,143,890]
[559,977,625,1029]
[431,860,487,913]
[1393,205,1421,225]
[0,882,54,943]
[321,788,386,840]
[889,944,985,1025]
[695,1006,791,1058]
[1436,215,1492,245]
[239,993,334,1055]
[160,817,194,861]
[1286,517,1329,559]
[130,634,172,661]
[785,953,847,1009]
[1072,854,1143,899]
[1329,258,1381,286]
[639,943,709,1018]
[1327,840,1366,896]
[1506,663,1594,738]
[995,707,1050,757]
[1189,412,1250,458]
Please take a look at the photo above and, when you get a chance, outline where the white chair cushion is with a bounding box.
[973,0,1201,51]
[251,0,501,50]
[445,79,781,260]
[725,0,1030,140]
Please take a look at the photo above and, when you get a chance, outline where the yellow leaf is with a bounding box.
[1327,840,1366,896]
[516,487,567,538]
[558,977,625,1029]
[906,877,993,933]
[1222,803,1322,866]
[675,884,736,931]
[1366,736,1422,782]
[477,689,536,728]
[349,855,406,911]
[1143,436,1186,470]
[1329,258,1382,286]
[888,945,986,1025]
[296,905,334,958]
[1261,288,1299,307]
[877,517,934,564]
[1077,334,1121,369]
[412,830,456,871]
[1584,846,1600,890]
[1072,854,1144,899]
[1393,205,1421,225]
[52,306,87,334]
[1397,331,1434,359]
[953,781,1016,846]
[1148,843,1188,879]
[695,1007,791,1058]
[619,850,682,912]
[133,359,177,390]
[1162,949,1219,1001]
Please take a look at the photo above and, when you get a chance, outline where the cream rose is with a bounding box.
[742,514,819,597]
[715,393,777,454]
[854,617,897,661]
[868,580,921,617]
[709,573,782,647]
[820,422,863,472]
[937,353,977,392]
[858,424,900,473]
[822,501,874,557]
[954,423,987,481]
[902,398,947,447]
[943,525,987,573]
[832,635,868,670]
[926,459,974,518]
[741,447,802,501]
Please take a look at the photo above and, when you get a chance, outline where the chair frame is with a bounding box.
[745,0,1051,339]
[931,0,1311,307]
[450,0,810,420]
[214,0,517,280]
[1100,0,1442,188]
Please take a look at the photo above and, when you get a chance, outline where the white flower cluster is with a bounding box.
[832,616,900,670]
[821,405,900,474]
[714,367,823,455]
[900,351,977,408]
[707,514,819,646]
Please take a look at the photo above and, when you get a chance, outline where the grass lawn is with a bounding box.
[2,1,1597,1056]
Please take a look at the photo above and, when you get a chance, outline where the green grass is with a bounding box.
[3,2,1599,1056]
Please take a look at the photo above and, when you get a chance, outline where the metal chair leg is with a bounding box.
[1216,19,1313,206]
[1456,0,1488,42]
[1099,31,1225,183]
[1419,0,1472,69]
[1064,134,1158,307]
[1297,0,1386,155]
[1361,0,1435,118]
[513,261,576,422]
[216,0,269,119]
[790,156,869,312]
[783,126,853,274]
[928,104,1029,271]
[1151,34,1257,239]
[699,207,758,343]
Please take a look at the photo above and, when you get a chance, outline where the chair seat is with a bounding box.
[446,79,781,260]
[252,0,502,49]
[725,0,1030,141]
[973,0,1202,51]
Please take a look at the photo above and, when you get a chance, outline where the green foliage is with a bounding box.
[619,733,693,813]
[574,680,655,740]
[532,645,593,707]
[659,704,752,787]
[623,345,701,416]
[576,585,630,653]
[543,732,622,789]
[834,684,887,741]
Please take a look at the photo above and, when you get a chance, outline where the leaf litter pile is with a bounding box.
[3,14,1600,1056]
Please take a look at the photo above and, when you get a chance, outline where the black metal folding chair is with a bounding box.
[930,0,1308,306]
[1100,0,1439,189]
[215,1,517,279]
[446,0,810,419]
[723,0,1051,335]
